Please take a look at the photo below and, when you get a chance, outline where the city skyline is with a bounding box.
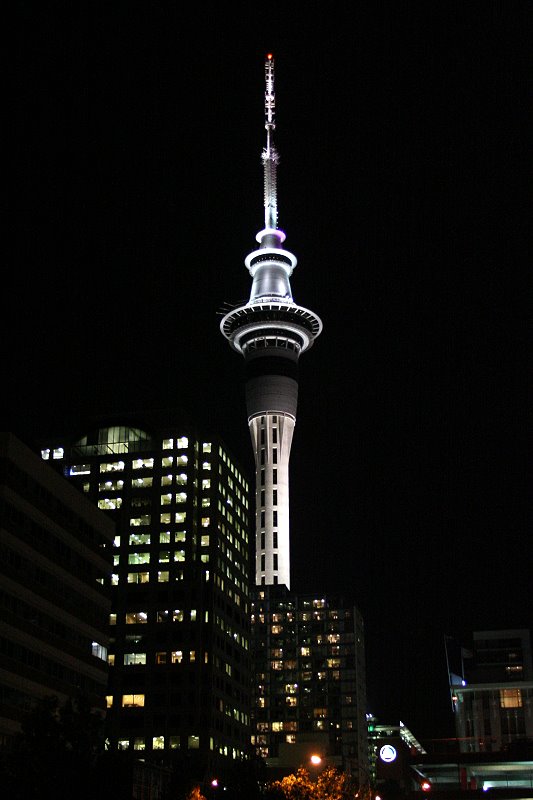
[9,3,530,740]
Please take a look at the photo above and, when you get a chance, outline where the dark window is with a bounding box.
[273,511,278,526]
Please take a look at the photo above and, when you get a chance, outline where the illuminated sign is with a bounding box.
[379,744,397,763]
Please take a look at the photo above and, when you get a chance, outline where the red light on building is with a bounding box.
[421,780,431,791]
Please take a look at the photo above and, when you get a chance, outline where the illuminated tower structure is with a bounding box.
[221,55,322,589]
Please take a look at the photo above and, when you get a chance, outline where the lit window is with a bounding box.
[132,476,153,488]
[133,738,145,750]
[177,454,188,466]
[92,642,107,661]
[132,458,154,470]
[124,653,147,665]
[41,449,50,460]
[187,735,199,749]
[129,532,151,545]
[177,473,187,485]
[172,651,184,664]
[106,696,113,708]
[161,493,172,506]
[109,614,117,625]
[53,448,64,459]
[202,498,210,507]
[500,688,522,708]
[117,739,129,750]
[111,574,119,585]
[202,479,211,490]
[162,439,174,450]
[98,498,122,510]
[156,652,167,664]
[202,461,211,471]
[177,437,188,449]
[176,492,187,504]
[127,572,149,584]
[122,694,145,707]
[125,612,148,624]
[130,515,151,527]
[190,650,196,662]
[201,517,210,528]
[100,461,125,473]
[173,609,184,622]
[175,531,186,542]
[201,535,210,547]
[202,442,211,453]
[201,554,209,563]
[153,736,165,750]
[169,736,180,750]
[175,512,186,524]
[174,550,185,562]
[160,531,171,543]
[128,552,149,565]
[157,610,169,622]
[158,571,169,582]
[162,455,173,468]
[70,464,91,475]
[160,513,171,524]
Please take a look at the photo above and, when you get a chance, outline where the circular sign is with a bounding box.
[379,745,397,763]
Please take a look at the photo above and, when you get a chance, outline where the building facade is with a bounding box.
[448,629,533,753]
[0,432,113,742]
[39,417,252,776]
[251,586,367,781]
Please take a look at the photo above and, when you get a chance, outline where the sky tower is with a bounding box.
[221,55,322,589]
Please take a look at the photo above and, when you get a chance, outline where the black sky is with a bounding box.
[9,2,531,742]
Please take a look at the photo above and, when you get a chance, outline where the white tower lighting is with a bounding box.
[221,55,322,589]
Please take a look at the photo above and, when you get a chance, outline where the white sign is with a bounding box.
[379,744,397,763]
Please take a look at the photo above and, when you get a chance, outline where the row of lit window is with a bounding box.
[114,551,187,565]
[115,531,190,546]
[109,609,201,625]
[219,447,248,491]
[109,650,204,666]
[114,736,245,761]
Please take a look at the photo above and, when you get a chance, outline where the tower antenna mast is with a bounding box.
[263,53,279,232]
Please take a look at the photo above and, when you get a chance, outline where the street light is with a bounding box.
[310,755,322,766]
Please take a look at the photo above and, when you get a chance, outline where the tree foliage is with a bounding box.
[268,766,359,800]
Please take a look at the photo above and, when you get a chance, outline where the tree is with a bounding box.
[267,766,358,800]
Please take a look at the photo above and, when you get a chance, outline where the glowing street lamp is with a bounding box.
[310,754,322,766]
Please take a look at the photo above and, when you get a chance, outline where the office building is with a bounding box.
[38,416,252,776]
[251,586,367,782]
[0,432,113,742]
[447,629,533,753]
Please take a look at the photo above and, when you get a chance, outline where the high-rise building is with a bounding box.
[251,587,367,780]
[38,415,252,776]
[220,54,322,590]
[0,432,113,742]
[447,629,533,753]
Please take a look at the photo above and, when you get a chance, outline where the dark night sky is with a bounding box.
[9,2,531,742]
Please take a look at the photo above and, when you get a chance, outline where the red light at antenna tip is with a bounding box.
[267,53,273,60]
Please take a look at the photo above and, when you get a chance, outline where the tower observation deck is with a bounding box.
[221,55,322,589]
